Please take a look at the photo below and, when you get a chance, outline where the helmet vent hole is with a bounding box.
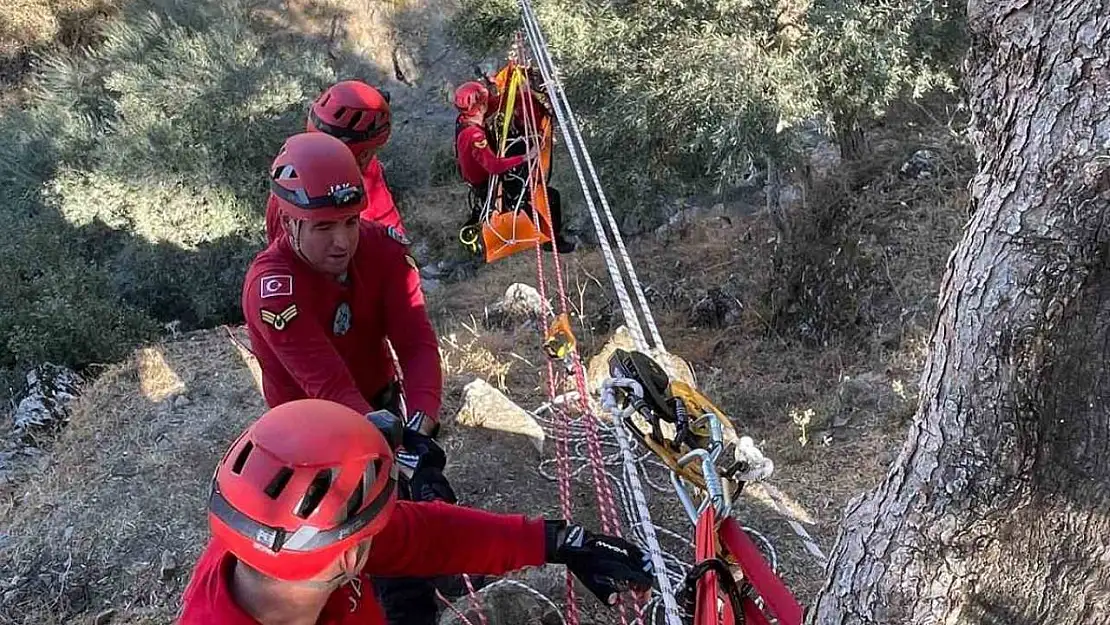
[231,441,253,474]
[264,467,295,499]
[343,475,365,524]
[335,106,348,121]
[295,469,334,519]
[349,110,364,128]
[272,164,298,181]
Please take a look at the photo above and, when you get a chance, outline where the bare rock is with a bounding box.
[173,395,191,409]
[12,364,82,434]
[485,283,548,330]
[585,326,697,396]
[654,203,728,243]
[456,379,545,454]
[899,149,939,180]
[159,550,177,581]
[93,608,115,625]
[690,288,743,328]
[422,278,443,293]
[438,566,565,625]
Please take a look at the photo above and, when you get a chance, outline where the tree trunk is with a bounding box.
[833,109,867,162]
[810,3,1110,624]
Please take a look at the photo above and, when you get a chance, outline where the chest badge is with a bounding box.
[333,302,352,336]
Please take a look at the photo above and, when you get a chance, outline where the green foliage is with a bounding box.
[804,0,966,156]
[452,0,967,224]
[0,0,366,372]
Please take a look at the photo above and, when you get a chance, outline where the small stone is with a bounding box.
[63,526,74,543]
[485,283,547,329]
[173,395,191,408]
[94,608,116,625]
[456,379,545,454]
[159,550,177,581]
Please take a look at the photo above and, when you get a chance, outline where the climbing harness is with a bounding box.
[458,49,556,263]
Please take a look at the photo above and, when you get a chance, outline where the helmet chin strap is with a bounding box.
[293,541,371,591]
[287,218,317,271]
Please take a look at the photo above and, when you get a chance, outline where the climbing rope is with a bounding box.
[518,0,665,354]
[440,5,819,624]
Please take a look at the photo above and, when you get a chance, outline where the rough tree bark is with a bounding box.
[809,2,1110,624]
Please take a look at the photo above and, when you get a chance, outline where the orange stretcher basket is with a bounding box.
[480,63,554,263]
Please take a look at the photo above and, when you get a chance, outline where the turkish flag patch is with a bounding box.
[260,275,293,299]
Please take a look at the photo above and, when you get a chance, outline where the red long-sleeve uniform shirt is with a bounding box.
[265,156,404,242]
[455,122,528,187]
[241,221,441,419]
[177,502,547,624]
[456,86,553,187]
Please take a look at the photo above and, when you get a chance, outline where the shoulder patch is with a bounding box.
[405,254,418,270]
[386,225,411,246]
[473,138,488,149]
[260,303,298,331]
[260,274,293,299]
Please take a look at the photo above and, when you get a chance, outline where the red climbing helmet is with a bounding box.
[269,132,367,221]
[307,80,392,157]
[454,81,490,117]
[207,399,398,581]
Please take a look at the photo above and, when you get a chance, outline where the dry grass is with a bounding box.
[0,0,119,93]
[421,120,971,599]
[0,330,266,624]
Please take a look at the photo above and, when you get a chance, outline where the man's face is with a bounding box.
[292,215,360,276]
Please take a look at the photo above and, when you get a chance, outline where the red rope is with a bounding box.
[517,69,642,625]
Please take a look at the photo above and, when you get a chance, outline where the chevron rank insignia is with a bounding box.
[474,139,488,149]
[386,225,411,246]
[260,304,298,331]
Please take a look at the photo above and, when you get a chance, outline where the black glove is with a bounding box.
[398,427,447,472]
[544,521,654,605]
[409,465,458,503]
[404,410,441,439]
[366,409,403,451]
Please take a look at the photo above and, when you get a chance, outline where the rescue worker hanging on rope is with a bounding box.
[242,132,448,625]
[178,399,656,625]
[265,80,406,243]
[453,77,576,254]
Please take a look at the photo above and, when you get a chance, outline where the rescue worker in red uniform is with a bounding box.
[242,131,447,624]
[454,79,576,254]
[178,399,655,625]
[264,80,405,243]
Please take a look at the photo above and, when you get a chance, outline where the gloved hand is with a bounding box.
[409,465,458,503]
[366,409,403,451]
[398,427,447,471]
[404,410,440,438]
[544,521,654,605]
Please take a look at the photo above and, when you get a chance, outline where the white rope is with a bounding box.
[601,389,684,625]
[503,8,822,623]
[517,0,665,352]
[516,0,650,354]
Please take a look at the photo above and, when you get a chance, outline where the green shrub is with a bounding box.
[0,0,370,373]
[452,0,968,227]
